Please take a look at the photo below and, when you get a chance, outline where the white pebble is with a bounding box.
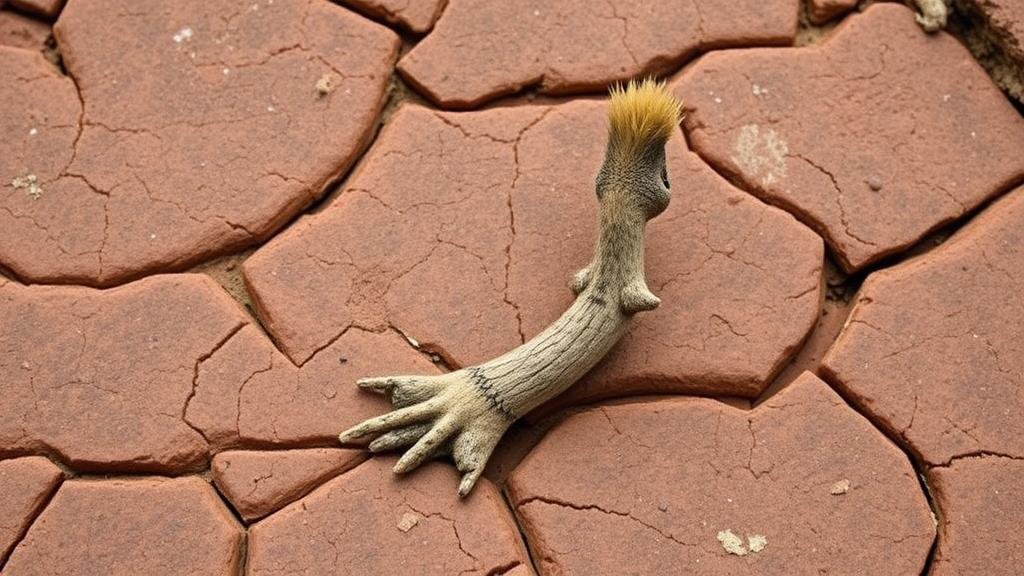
[172,27,193,43]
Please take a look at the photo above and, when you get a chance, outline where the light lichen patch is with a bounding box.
[717,529,748,556]
[748,534,768,552]
[731,124,788,186]
[11,174,42,200]
[717,529,768,556]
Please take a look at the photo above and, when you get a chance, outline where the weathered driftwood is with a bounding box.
[339,79,682,496]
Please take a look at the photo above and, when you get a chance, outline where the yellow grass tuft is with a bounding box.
[607,78,682,157]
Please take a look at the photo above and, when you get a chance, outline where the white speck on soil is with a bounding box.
[718,529,768,556]
[28,128,38,136]
[316,73,336,96]
[172,27,193,43]
[397,512,421,532]
[12,174,42,199]
[752,84,768,96]
[717,529,748,556]
[732,123,788,186]
[830,479,851,495]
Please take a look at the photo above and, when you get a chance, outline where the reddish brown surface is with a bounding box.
[674,3,1024,272]
[211,448,366,521]
[758,295,853,401]
[0,0,397,286]
[0,274,248,472]
[0,271,447,474]
[248,458,531,575]
[807,0,858,24]
[7,0,61,18]
[823,186,1024,467]
[187,324,440,448]
[399,0,799,108]
[339,0,445,33]
[930,456,1024,575]
[508,372,934,575]
[823,187,1024,575]
[0,10,49,50]
[0,457,61,564]
[3,0,1023,574]
[245,101,822,402]
[963,0,1024,62]
[2,476,243,576]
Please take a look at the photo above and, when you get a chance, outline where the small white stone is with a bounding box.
[267,105,275,112]
[149,233,157,240]
[223,68,230,75]
[28,128,38,136]
[747,534,768,553]
[172,27,193,43]
[943,94,951,102]
[397,512,421,532]
[717,529,747,556]
[12,173,42,199]
[714,97,722,104]
[830,478,851,495]
[533,9,540,15]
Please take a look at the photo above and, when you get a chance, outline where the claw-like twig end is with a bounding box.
[338,427,363,444]
[458,471,481,498]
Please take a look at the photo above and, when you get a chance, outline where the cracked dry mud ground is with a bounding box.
[1,0,1023,575]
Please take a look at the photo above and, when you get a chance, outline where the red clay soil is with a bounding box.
[0,10,49,51]
[339,0,446,33]
[807,0,858,24]
[247,458,532,576]
[956,0,1024,102]
[0,273,438,471]
[823,185,1024,575]
[2,476,244,576]
[929,456,1024,575]
[674,3,1024,272]
[508,372,934,575]
[3,0,1023,574]
[0,274,249,472]
[1,0,398,286]
[399,0,800,108]
[958,0,1024,65]
[211,448,366,521]
[823,185,1024,467]
[7,0,61,19]
[187,323,441,449]
[0,457,62,565]
[244,100,822,404]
